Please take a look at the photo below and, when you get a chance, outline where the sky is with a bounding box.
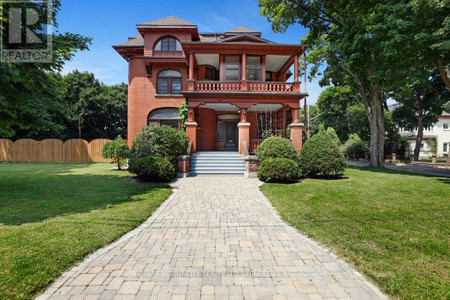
[58,0,325,104]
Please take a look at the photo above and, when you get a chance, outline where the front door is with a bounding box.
[224,121,238,149]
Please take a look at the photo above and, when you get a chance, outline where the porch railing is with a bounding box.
[248,81,293,93]
[249,139,264,152]
[194,81,297,93]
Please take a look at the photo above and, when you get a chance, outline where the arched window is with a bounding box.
[157,69,182,94]
[153,36,182,52]
[148,108,181,129]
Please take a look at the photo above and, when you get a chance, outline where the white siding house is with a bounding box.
[398,112,450,158]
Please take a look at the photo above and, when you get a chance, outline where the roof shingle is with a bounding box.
[138,15,196,27]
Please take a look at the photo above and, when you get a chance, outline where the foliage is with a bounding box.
[261,167,450,299]
[443,101,450,113]
[179,100,188,131]
[259,0,448,166]
[257,158,300,183]
[0,0,92,138]
[300,104,321,137]
[341,134,369,159]
[128,156,175,182]
[326,127,340,146]
[101,136,130,169]
[129,125,188,166]
[298,129,346,177]
[392,72,449,159]
[0,163,170,299]
[316,86,359,141]
[255,136,298,162]
[426,138,438,155]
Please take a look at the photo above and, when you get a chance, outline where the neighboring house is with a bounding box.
[397,112,450,157]
[113,16,307,154]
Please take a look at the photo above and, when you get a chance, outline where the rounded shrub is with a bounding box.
[128,156,175,182]
[255,136,298,162]
[129,125,188,166]
[257,158,300,183]
[298,130,346,178]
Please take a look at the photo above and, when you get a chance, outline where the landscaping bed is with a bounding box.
[0,163,171,299]
[260,166,449,299]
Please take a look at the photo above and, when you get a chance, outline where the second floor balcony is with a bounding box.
[191,80,300,93]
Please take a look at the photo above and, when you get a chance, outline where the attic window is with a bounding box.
[154,36,182,51]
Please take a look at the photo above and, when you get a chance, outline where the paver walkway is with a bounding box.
[38,177,386,299]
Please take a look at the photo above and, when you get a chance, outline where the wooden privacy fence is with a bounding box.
[0,138,118,162]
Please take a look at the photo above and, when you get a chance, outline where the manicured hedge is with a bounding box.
[257,158,300,183]
[129,125,188,166]
[128,156,175,182]
[298,130,346,178]
[255,136,298,162]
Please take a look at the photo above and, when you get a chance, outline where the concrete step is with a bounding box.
[190,151,245,175]
[190,170,244,176]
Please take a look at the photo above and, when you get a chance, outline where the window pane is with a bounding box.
[158,70,182,78]
[148,121,158,126]
[225,69,240,80]
[157,79,168,94]
[444,123,449,129]
[226,56,239,68]
[247,57,261,69]
[205,68,213,80]
[168,38,176,51]
[154,41,161,51]
[265,71,272,81]
[160,120,179,129]
[175,40,182,51]
[247,69,260,81]
[217,121,224,141]
[171,79,182,94]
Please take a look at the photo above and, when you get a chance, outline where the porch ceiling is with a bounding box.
[193,53,290,73]
[200,103,284,112]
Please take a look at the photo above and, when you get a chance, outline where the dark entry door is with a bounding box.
[224,121,238,149]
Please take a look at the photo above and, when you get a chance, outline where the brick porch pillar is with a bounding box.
[186,107,198,153]
[289,108,303,152]
[238,108,250,154]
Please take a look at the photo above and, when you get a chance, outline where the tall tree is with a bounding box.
[259,0,448,166]
[392,73,449,160]
[316,86,359,141]
[0,0,91,138]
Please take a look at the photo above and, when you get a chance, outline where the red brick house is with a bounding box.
[113,16,308,157]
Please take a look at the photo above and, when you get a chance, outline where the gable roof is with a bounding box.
[137,16,196,27]
[227,26,260,34]
[220,34,273,44]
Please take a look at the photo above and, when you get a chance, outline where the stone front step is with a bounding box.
[190,151,244,176]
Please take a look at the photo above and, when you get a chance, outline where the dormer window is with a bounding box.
[154,36,182,52]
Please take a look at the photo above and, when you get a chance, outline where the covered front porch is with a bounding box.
[184,99,304,155]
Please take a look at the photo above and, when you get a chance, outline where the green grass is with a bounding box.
[0,163,171,299]
[260,167,449,299]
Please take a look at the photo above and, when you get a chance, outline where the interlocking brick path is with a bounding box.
[38,177,386,299]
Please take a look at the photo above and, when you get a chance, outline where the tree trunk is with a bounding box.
[366,87,385,167]
[338,62,385,167]
[414,99,424,161]
[435,54,450,89]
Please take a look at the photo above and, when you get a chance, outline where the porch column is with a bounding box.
[289,107,303,152]
[293,54,300,92]
[238,108,250,154]
[186,106,198,153]
[188,51,195,91]
[241,52,248,90]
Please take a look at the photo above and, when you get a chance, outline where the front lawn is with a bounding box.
[260,167,449,299]
[0,163,171,299]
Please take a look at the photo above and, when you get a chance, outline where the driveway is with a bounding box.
[38,177,386,299]
[348,160,450,177]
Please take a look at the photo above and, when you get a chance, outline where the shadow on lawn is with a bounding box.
[0,163,169,226]
[347,165,450,180]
